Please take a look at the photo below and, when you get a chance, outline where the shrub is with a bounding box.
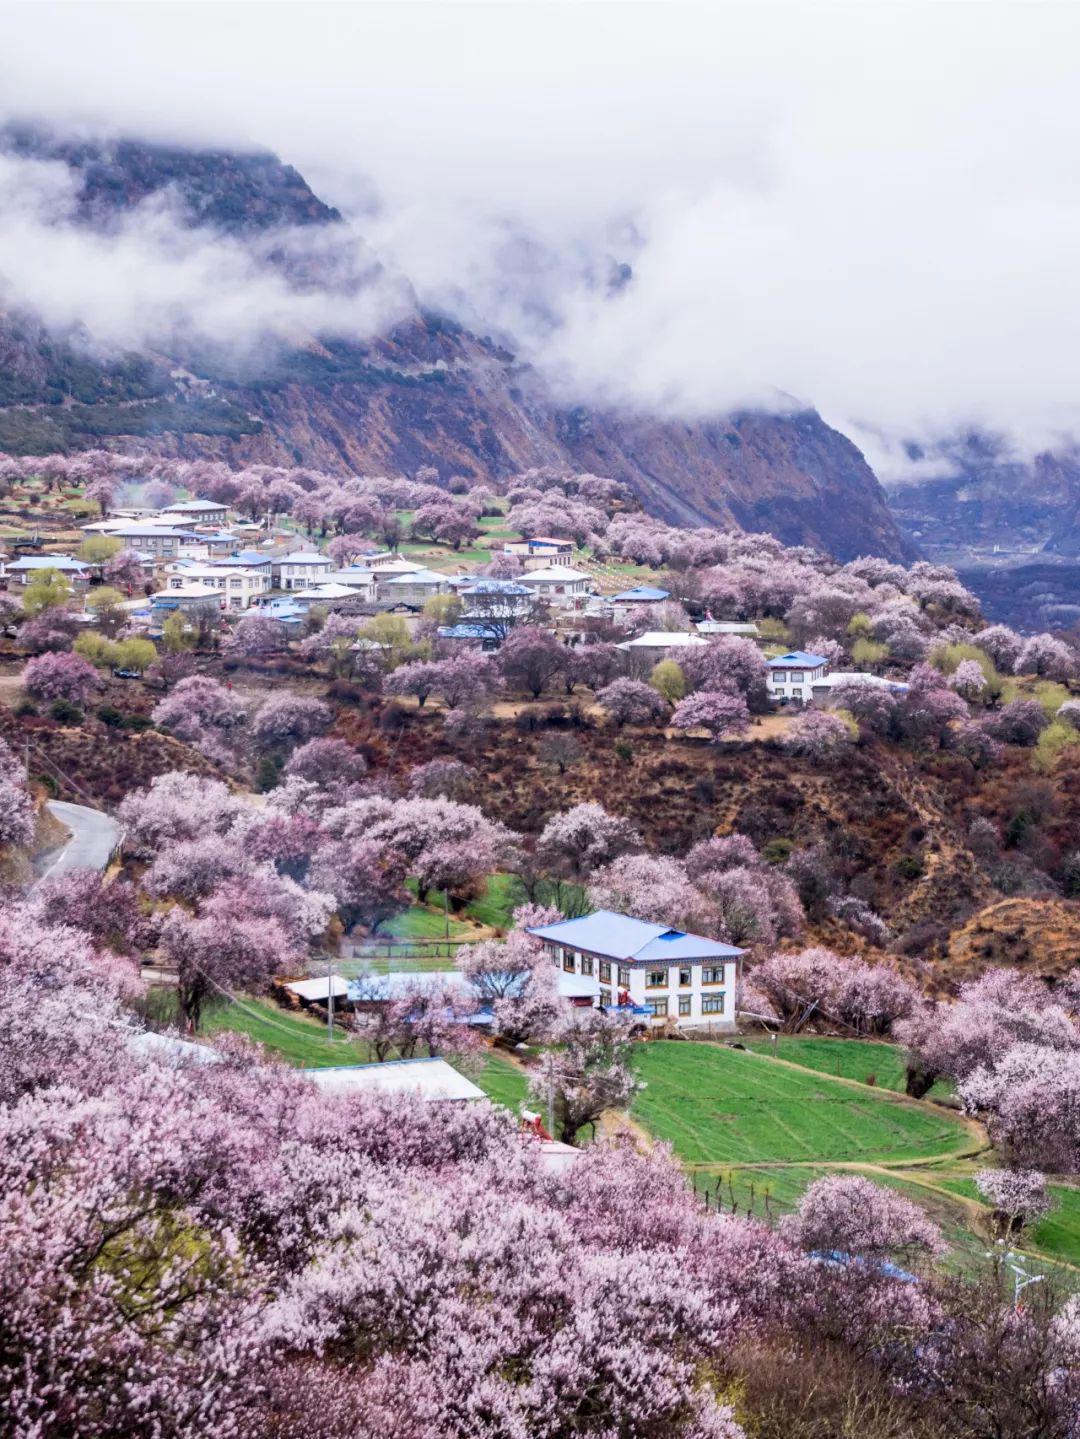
[851,637,889,669]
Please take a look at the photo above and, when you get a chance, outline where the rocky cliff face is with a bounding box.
[0,128,913,561]
[885,434,1080,560]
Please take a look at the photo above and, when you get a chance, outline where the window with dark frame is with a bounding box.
[702,994,726,1015]
[678,995,692,1016]
[646,969,667,989]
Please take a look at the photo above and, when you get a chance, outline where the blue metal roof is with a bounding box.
[612,586,670,602]
[211,551,272,567]
[527,910,743,962]
[438,623,496,640]
[460,579,533,596]
[767,651,828,668]
[7,554,89,571]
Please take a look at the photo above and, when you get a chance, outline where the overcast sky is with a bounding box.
[2,1,1079,477]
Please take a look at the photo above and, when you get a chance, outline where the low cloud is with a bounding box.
[2,2,1080,473]
[0,151,412,359]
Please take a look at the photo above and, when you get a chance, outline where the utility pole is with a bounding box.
[326,950,335,1041]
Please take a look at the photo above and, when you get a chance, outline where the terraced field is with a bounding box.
[632,1039,1080,1277]
[631,1042,974,1167]
[740,1034,952,1096]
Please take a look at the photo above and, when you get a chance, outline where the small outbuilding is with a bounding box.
[611,585,671,605]
[303,1056,485,1103]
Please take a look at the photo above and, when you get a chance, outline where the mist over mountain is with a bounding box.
[0,126,911,561]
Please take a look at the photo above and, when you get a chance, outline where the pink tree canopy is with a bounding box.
[670,688,750,743]
[22,650,100,706]
[595,677,668,727]
[783,1174,944,1262]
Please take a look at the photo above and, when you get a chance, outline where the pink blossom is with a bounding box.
[782,709,852,760]
[670,688,750,742]
[974,1167,1054,1232]
[596,676,668,726]
[784,1174,945,1261]
[537,802,642,882]
[22,650,100,705]
[251,693,331,750]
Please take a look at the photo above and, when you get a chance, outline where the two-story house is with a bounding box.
[157,499,230,525]
[273,551,333,591]
[107,525,199,560]
[503,536,576,570]
[377,568,451,608]
[166,564,270,610]
[4,554,91,590]
[517,565,594,602]
[526,910,743,1030]
[766,650,829,704]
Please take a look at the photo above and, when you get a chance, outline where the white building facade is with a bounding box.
[166,564,270,610]
[527,910,743,1030]
[766,650,829,704]
[518,565,594,602]
[273,552,333,591]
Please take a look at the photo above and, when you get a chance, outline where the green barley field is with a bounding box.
[740,1034,952,1098]
[630,1041,973,1167]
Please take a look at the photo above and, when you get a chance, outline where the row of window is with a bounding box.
[645,994,726,1018]
[645,965,728,988]
[556,948,730,989]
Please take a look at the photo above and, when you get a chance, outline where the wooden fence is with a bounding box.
[692,1171,779,1223]
[341,938,469,962]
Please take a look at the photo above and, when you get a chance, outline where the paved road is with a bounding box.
[35,801,122,886]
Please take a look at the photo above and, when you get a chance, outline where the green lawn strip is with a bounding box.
[630,1042,973,1168]
[204,992,531,1112]
[337,953,457,979]
[458,1051,531,1111]
[201,995,374,1067]
[741,1035,952,1098]
[398,539,495,569]
[374,899,478,942]
[394,873,522,934]
[934,1176,1080,1268]
[462,872,524,929]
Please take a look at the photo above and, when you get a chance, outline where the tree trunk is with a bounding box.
[905,1063,936,1099]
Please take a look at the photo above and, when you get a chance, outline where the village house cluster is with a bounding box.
[0,491,922,709]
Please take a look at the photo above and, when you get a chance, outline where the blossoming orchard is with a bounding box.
[1,447,1080,1436]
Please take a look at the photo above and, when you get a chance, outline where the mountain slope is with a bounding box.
[0,128,913,561]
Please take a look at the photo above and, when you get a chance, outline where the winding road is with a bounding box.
[35,801,122,887]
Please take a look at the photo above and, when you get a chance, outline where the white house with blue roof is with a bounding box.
[611,585,670,606]
[4,554,91,588]
[527,910,743,1029]
[766,650,830,704]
